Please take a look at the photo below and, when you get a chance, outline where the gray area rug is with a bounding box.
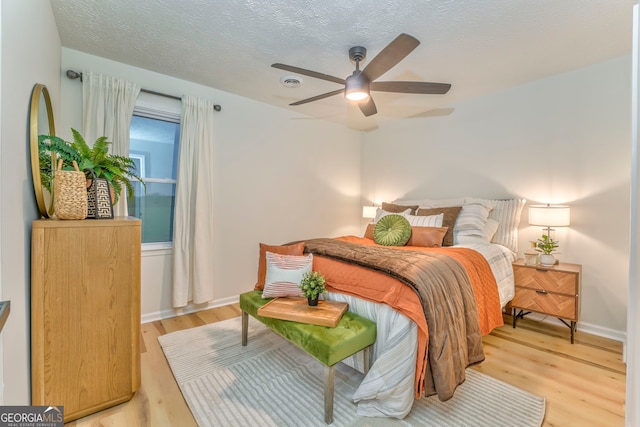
[158,316,545,427]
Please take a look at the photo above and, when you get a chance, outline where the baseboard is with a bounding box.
[141,295,240,324]
[520,312,626,344]
[577,319,628,362]
[577,320,626,344]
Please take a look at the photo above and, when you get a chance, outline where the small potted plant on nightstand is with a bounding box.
[536,234,559,266]
[299,271,327,306]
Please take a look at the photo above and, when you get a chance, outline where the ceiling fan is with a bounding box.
[272,33,451,117]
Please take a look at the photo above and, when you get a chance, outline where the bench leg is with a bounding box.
[363,345,371,375]
[324,364,334,424]
[241,311,248,346]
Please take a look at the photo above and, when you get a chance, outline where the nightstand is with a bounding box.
[511,259,582,343]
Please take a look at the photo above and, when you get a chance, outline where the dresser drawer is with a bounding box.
[514,267,577,295]
[511,287,577,320]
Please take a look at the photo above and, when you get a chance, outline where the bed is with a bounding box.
[257,197,525,419]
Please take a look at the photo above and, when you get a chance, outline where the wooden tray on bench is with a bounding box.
[257,298,348,327]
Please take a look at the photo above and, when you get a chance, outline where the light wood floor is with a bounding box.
[65,305,626,427]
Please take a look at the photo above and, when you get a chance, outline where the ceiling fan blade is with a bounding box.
[371,81,451,95]
[362,34,420,82]
[358,97,377,117]
[289,89,344,106]
[272,63,345,85]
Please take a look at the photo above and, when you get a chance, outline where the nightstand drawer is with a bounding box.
[514,267,577,295]
[511,287,577,320]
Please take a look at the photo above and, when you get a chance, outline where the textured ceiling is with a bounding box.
[50,0,633,131]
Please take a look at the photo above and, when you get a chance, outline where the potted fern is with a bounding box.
[39,129,144,204]
[299,271,327,306]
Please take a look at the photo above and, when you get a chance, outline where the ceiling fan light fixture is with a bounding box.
[345,74,370,102]
[345,90,369,102]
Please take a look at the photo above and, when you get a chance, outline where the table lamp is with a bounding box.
[362,205,377,223]
[528,204,570,265]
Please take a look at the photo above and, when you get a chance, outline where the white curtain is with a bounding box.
[172,95,216,307]
[82,71,141,216]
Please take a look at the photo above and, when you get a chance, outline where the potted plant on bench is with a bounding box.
[299,271,327,306]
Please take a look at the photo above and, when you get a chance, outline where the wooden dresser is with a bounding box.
[511,258,582,343]
[31,217,141,422]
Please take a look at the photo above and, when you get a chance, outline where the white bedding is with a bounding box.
[324,241,515,419]
[453,241,516,308]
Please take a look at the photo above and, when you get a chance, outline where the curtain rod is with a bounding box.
[65,70,222,112]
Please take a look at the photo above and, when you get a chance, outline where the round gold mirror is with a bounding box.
[29,83,56,218]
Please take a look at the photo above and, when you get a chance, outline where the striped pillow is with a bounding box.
[489,199,526,252]
[262,252,313,298]
[465,197,526,253]
[255,242,305,290]
[454,203,493,235]
[407,213,444,227]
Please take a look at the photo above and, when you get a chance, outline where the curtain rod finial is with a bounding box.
[65,70,83,82]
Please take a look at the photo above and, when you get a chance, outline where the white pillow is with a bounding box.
[491,199,526,252]
[465,197,526,252]
[262,252,313,298]
[484,218,500,240]
[454,203,493,235]
[407,213,444,227]
[456,218,500,245]
[374,208,411,223]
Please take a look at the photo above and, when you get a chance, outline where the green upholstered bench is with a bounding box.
[239,290,376,424]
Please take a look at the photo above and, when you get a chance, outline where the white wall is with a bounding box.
[362,56,631,336]
[0,1,61,404]
[59,49,362,319]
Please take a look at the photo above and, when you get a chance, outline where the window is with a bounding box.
[129,103,180,247]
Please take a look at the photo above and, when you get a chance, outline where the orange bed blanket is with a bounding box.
[311,235,503,398]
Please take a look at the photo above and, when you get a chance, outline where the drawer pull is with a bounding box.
[535,269,549,273]
[535,289,548,295]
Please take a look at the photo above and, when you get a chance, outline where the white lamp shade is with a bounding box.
[528,205,570,227]
[362,205,378,219]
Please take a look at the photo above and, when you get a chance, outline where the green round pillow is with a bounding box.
[373,214,412,246]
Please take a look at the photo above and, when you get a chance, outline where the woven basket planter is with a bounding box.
[53,160,87,220]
